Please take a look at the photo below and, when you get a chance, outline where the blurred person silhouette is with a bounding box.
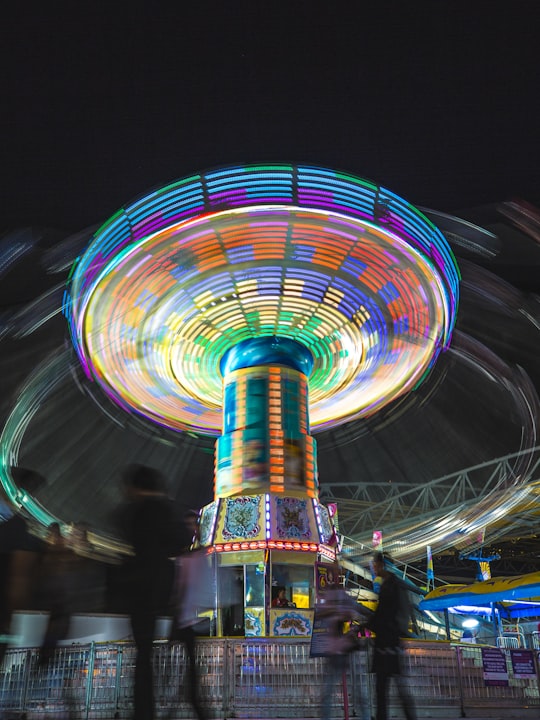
[318,584,370,720]
[36,522,77,668]
[366,552,416,720]
[0,467,46,667]
[169,510,212,720]
[69,522,93,556]
[28,521,79,719]
[112,464,180,720]
[68,522,107,613]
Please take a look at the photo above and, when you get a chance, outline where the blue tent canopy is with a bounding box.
[419,571,540,618]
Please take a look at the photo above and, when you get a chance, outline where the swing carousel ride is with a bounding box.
[1,165,539,568]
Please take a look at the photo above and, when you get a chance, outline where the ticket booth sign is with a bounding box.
[481,647,509,686]
[315,562,340,594]
[510,649,536,679]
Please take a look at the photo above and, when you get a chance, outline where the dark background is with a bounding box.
[2,4,539,234]
[1,3,539,579]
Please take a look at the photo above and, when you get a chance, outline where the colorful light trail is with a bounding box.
[66,165,460,435]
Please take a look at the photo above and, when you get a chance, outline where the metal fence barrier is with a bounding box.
[456,644,540,709]
[1,640,539,718]
[497,634,524,649]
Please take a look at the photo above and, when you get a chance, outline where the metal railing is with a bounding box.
[497,633,525,649]
[0,639,539,718]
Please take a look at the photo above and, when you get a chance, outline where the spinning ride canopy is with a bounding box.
[66,165,460,436]
[419,571,540,619]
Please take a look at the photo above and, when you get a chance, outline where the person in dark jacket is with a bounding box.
[113,464,181,720]
[368,552,416,720]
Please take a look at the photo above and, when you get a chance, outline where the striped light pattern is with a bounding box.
[216,363,317,498]
[66,165,459,435]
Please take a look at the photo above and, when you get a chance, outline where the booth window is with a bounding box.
[272,563,313,608]
[245,563,265,607]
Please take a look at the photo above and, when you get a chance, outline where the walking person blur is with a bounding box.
[169,510,212,720]
[317,585,369,720]
[367,551,416,720]
[25,521,79,719]
[112,464,180,720]
[68,522,107,613]
[36,522,76,668]
[0,468,46,668]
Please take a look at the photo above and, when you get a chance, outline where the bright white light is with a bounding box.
[462,618,479,628]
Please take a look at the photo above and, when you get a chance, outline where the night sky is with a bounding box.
[1,4,539,572]
[2,3,539,234]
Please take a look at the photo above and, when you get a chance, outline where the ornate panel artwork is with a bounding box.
[245,609,264,637]
[199,501,218,546]
[316,503,334,543]
[272,610,313,637]
[223,496,261,540]
[276,497,312,540]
